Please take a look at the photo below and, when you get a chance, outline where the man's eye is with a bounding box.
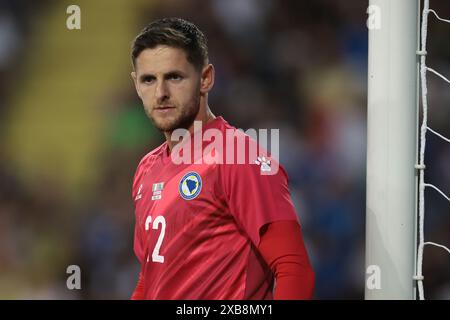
[142,77,155,83]
[169,74,182,81]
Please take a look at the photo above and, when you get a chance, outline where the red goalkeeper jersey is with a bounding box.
[131,116,301,299]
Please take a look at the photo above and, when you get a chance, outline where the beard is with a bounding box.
[146,94,200,133]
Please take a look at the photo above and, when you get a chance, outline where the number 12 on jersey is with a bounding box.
[145,215,166,263]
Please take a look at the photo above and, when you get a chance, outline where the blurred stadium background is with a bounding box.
[0,0,449,299]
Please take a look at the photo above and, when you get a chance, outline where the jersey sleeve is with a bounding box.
[131,156,148,264]
[130,271,145,300]
[220,155,300,247]
[258,220,315,299]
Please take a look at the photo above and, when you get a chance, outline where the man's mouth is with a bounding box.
[154,106,176,113]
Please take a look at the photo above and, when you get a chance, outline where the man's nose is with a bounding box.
[155,80,169,101]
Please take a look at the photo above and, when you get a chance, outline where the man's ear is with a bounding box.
[131,71,142,98]
[200,64,215,94]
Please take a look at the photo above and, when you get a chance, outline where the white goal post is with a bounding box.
[365,0,420,299]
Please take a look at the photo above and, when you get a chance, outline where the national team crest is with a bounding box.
[179,172,202,200]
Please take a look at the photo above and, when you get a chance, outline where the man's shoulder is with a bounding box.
[216,120,285,178]
[135,142,167,171]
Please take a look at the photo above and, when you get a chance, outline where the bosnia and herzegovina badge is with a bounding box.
[179,172,202,200]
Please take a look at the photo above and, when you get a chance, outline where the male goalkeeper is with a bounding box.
[130,17,315,299]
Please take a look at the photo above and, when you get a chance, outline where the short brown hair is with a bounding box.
[131,17,208,71]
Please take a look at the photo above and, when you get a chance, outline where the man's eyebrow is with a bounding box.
[138,70,187,81]
[138,73,155,82]
[162,70,188,80]
[164,70,186,75]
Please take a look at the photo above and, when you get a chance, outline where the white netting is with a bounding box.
[415,0,450,300]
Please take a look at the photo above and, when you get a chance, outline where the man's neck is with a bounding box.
[164,108,216,152]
